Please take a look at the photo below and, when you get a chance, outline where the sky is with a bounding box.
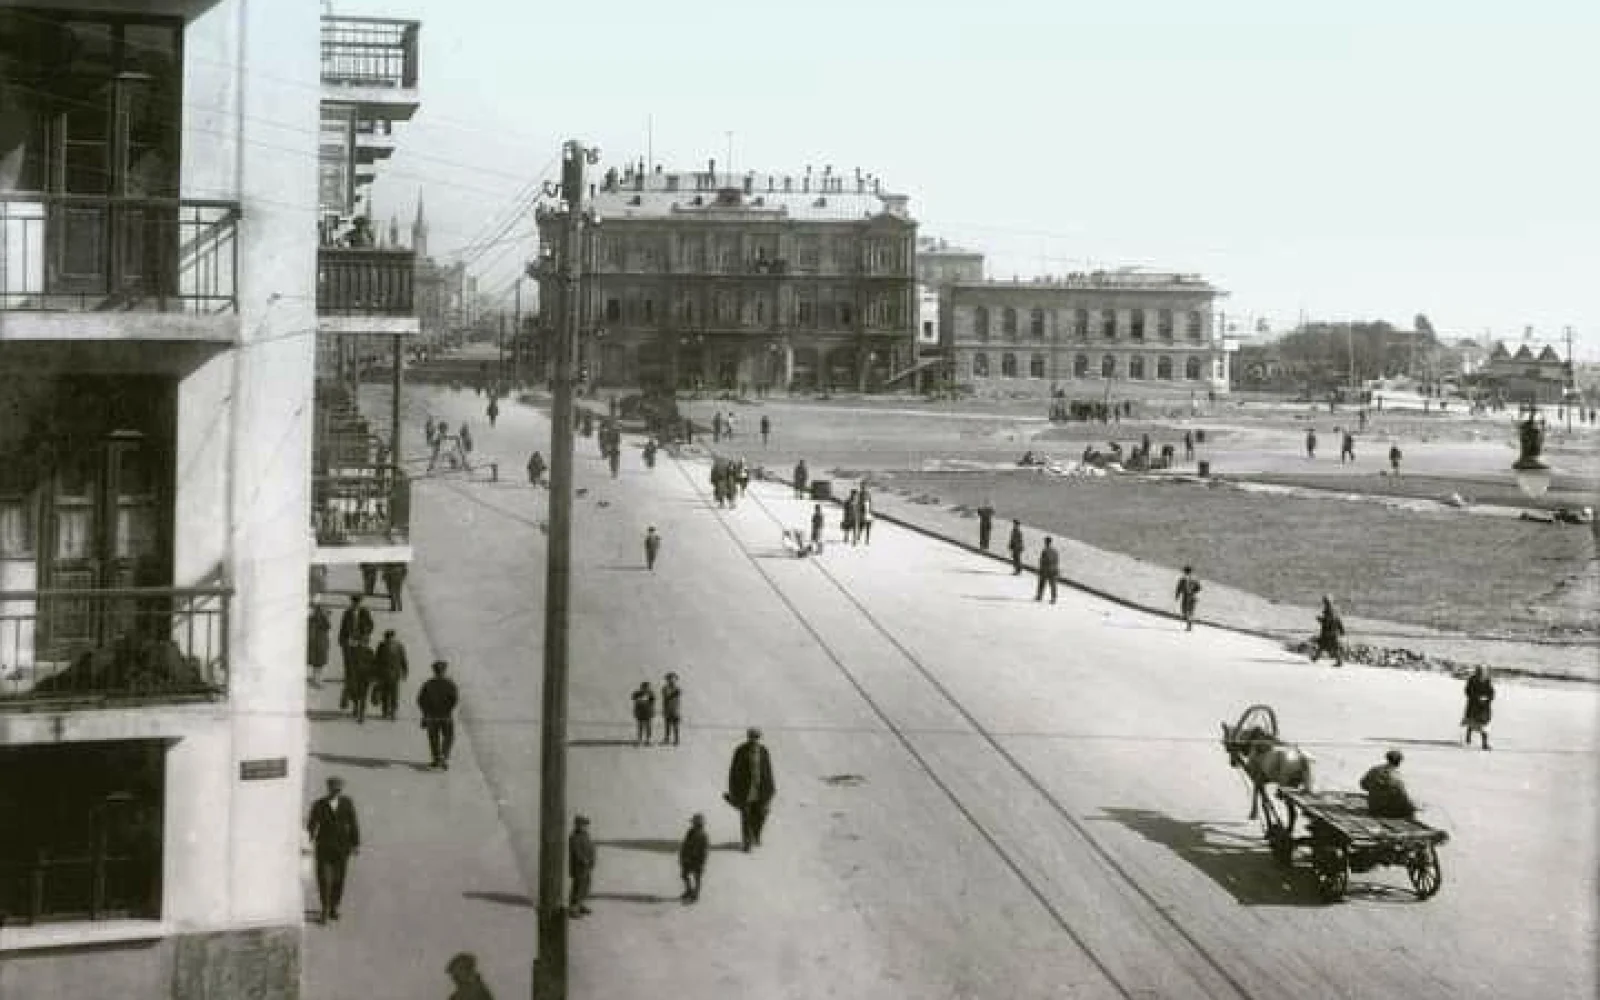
[343,0,1600,358]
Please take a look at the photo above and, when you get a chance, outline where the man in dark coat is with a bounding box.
[307,603,331,687]
[445,952,495,1000]
[810,504,825,548]
[527,450,546,486]
[372,629,409,721]
[307,776,360,922]
[679,813,709,903]
[644,526,662,571]
[760,414,771,446]
[1389,444,1403,476]
[725,727,776,852]
[345,638,374,723]
[793,460,809,498]
[976,505,995,551]
[568,815,595,917]
[1340,430,1356,464]
[359,562,379,596]
[417,660,460,769]
[338,596,374,709]
[1035,537,1060,603]
[1174,566,1202,631]
[661,672,682,746]
[1007,520,1025,575]
[1310,595,1345,667]
[1360,750,1416,819]
[1462,666,1494,750]
[381,562,407,612]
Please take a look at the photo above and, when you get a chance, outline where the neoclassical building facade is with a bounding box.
[946,273,1232,392]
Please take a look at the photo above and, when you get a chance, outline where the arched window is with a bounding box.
[1074,353,1089,377]
[974,307,990,341]
[1030,354,1046,378]
[1073,309,1089,339]
[1185,356,1203,380]
[1157,356,1174,379]
[1129,356,1146,379]
[1158,309,1174,340]
[1002,307,1018,338]
[1187,311,1203,340]
[1030,308,1046,339]
[1001,352,1018,377]
[1101,354,1117,378]
[1102,309,1117,339]
[973,352,990,377]
[1130,309,1146,340]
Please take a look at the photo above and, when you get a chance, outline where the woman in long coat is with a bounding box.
[1310,596,1345,667]
[1462,666,1494,750]
[307,604,331,687]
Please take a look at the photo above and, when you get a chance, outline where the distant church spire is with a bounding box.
[412,191,429,259]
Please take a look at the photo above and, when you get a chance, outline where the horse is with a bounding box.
[1221,715,1314,824]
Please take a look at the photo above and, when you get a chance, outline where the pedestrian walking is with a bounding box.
[372,629,409,721]
[793,459,809,498]
[338,596,374,708]
[460,423,473,456]
[1008,520,1025,575]
[760,414,771,446]
[527,450,546,486]
[307,776,360,923]
[1174,565,1202,631]
[1035,537,1060,603]
[810,504,825,549]
[644,526,661,571]
[856,487,874,545]
[1310,595,1346,667]
[381,562,407,612]
[711,412,723,443]
[1305,428,1318,460]
[724,727,776,852]
[608,446,620,479]
[661,672,682,745]
[359,562,379,597]
[445,952,495,1000]
[1183,429,1195,462]
[1340,431,1356,464]
[1388,444,1403,476]
[842,489,858,545]
[486,398,499,428]
[346,638,374,723]
[976,504,995,550]
[568,816,595,917]
[1461,665,1494,750]
[631,681,656,746]
[307,602,331,687]
[417,660,460,769]
[679,813,709,903]
[1359,408,1369,431]
[424,416,437,449]
[736,459,750,498]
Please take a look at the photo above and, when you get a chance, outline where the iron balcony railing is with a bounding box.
[0,194,239,314]
[321,16,420,90]
[0,587,231,705]
[313,466,411,546]
[318,247,416,315]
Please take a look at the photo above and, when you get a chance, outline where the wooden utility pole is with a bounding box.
[532,139,592,1000]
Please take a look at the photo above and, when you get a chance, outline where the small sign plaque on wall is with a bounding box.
[239,757,289,781]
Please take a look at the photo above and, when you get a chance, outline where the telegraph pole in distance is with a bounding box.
[532,139,592,1000]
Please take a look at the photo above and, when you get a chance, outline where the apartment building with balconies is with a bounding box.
[311,14,421,574]
[536,161,918,393]
[946,271,1234,393]
[0,3,319,996]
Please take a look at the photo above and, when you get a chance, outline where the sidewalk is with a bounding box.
[301,566,533,1000]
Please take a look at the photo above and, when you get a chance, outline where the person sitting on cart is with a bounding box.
[1360,749,1417,819]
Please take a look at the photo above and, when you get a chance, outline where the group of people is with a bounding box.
[629,674,683,746]
[1306,426,1403,474]
[710,456,752,507]
[839,486,875,545]
[425,416,475,473]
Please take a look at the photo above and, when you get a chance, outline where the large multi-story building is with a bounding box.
[0,3,319,995]
[911,236,986,390]
[536,161,918,393]
[945,271,1233,393]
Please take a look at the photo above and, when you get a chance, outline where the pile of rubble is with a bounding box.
[1284,639,1486,678]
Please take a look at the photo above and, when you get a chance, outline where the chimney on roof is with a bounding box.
[767,176,774,192]
[784,175,792,192]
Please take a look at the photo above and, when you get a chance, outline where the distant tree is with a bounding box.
[1414,313,1435,337]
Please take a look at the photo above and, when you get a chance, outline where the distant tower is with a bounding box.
[388,214,400,249]
[412,192,429,259]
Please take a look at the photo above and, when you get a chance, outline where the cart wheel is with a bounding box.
[1311,841,1349,902]
[1407,844,1442,900]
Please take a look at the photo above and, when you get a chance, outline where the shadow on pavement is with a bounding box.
[1095,806,1322,907]
[463,890,534,908]
[586,891,677,905]
[568,738,638,748]
[598,565,648,572]
[307,709,349,722]
[1366,737,1467,749]
[312,750,434,773]
[596,839,747,856]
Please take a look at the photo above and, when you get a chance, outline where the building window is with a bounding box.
[1101,354,1117,378]
[605,298,621,322]
[642,299,655,322]
[716,242,738,273]
[1002,308,1018,338]
[973,352,990,377]
[0,741,166,925]
[599,238,620,268]
[974,307,990,341]
[754,297,768,325]
[678,295,695,324]
[839,302,854,326]
[1102,309,1117,339]
[923,320,935,338]
[1030,308,1046,339]
[1074,353,1089,377]
[1129,356,1146,379]
[1187,311,1203,340]
[797,241,820,272]
[1073,309,1089,339]
[797,298,814,326]
[1130,310,1146,340]
[1157,356,1174,379]
[1158,309,1174,340]
[677,238,703,272]
[714,292,735,324]
[1186,356,1203,380]
[1001,353,1018,377]
[1030,353,1046,378]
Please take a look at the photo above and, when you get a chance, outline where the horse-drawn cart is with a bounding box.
[1274,788,1449,903]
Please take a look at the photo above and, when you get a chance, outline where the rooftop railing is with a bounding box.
[321,16,420,90]
[318,247,415,315]
[0,194,239,314]
[0,586,230,706]
[313,466,411,546]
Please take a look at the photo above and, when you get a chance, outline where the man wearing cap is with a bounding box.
[1360,750,1417,819]
[307,776,360,922]
[417,660,461,769]
[372,629,409,721]
[568,815,595,916]
[725,728,776,851]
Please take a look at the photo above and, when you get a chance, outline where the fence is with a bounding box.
[313,467,411,545]
[321,16,420,89]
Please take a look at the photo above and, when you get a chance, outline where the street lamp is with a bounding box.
[1512,405,1551,499]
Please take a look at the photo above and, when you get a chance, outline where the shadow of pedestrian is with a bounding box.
[311,751,434,773]
[598,565,649,572]
[463,890,534,908]
[586,891,676,904]
[593,838,678,855]
[307,709,349,722]
[1365,737,1465,749]
[568,738,637,748]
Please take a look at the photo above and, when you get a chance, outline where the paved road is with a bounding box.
[401,386,1597,1000]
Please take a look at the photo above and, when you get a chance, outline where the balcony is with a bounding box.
[317,247,419,336]
[321,16,421,121]
[312,466,412,562]
[0,587,230,707]
[0,195,240,343]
